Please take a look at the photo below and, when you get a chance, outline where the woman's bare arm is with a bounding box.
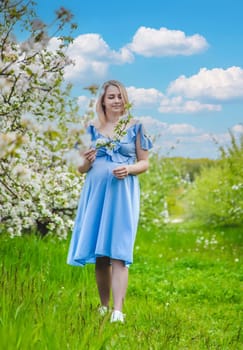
[78,148,97,173]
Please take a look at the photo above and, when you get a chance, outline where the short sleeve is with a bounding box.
[86,124,96,140]
[137,123,153,150]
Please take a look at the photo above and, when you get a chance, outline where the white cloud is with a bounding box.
[167,66,243,100]
[77,95,90,110]
[179,133,214,143]
[136,116,199,136]
[67,34,110,57]
[161,132,232,158]
[54,34,134,83]
[158,96,221,113]
[66,57,108,83]
[127,86,164,107]
[136,116,167,130]
[48,37,62,51]
[167,124,200,135]
[49,27,209,87]
[231,124,243,133]
[209,132,232,144]
[128,26,208,57]
[126,86,220,114]
[135,116,235,158]
[66,34,134,63]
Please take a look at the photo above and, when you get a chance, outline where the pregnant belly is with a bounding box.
[87,157,118,181]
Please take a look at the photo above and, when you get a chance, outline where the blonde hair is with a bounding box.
[96,80,130,126]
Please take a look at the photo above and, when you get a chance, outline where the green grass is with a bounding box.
[0,224,242,349]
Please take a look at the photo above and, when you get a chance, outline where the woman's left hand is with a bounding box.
[112,165,130,179]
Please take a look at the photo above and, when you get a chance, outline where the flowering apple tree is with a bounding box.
[0,0,91,238]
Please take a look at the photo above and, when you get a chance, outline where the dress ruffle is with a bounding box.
[135,123,153,150]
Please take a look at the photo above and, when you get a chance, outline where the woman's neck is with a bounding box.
[105,114,120,124]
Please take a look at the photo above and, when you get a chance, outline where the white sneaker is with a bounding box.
[98,305,108,316]
[110,310,125,323]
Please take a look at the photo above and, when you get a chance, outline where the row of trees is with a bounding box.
[139,132,243,228]
[139,155,213,226]
[184,132,243,226]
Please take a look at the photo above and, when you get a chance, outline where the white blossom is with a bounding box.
[63,149,85,168]
[79,132,92,148]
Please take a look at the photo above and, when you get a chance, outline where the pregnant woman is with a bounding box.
[67,80,152,323]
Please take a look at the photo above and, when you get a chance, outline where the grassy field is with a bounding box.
[0,223,242,350]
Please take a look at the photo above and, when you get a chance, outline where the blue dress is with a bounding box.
[67,121,152,267]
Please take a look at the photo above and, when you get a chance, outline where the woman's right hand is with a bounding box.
[83,148,97,163]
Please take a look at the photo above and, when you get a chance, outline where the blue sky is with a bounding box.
[34,0,243,158]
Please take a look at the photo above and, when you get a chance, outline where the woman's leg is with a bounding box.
[111,259,128,311]
[95,256,112,307]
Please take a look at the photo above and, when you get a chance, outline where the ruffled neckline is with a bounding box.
[87,122,153,157]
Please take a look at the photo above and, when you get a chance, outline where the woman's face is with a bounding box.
[103,85,124,116]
